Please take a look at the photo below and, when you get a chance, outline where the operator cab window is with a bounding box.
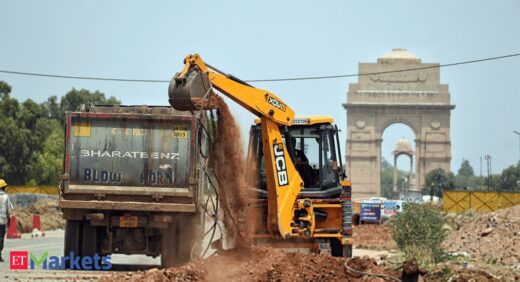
[292,128,320,188]
[251,124,341,192]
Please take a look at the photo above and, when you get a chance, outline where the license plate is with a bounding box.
[119,216,138,228]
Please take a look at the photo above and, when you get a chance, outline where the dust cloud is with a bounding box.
[209,96,251,248]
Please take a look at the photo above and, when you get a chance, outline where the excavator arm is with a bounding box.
[169,54,307,238]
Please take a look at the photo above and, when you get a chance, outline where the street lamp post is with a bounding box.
[431,168,442,201]
[514,131,520,162]
[484,155,491,192]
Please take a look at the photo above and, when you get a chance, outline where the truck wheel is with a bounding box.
[64,220,82,258]
[161,224,176,268]
[330,238,342,257]
[81,221,98,257]
[344,244,353,258]
[161,214,202,268]
[330,238,352,258]
[352,213,360,226]
[176,214,200,263]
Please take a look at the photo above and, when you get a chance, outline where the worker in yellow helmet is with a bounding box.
[0,179,13,262]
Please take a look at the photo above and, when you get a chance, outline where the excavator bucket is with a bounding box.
[168,69,217,111]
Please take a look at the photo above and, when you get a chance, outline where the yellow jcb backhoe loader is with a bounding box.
[168,54,353,257]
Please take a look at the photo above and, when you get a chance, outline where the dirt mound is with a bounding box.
[14,198,64,233]
[444,209,480,232]
[103,247,400,282]
[353,224,397,250]
[425,260,520,281]
[443,205,520,265]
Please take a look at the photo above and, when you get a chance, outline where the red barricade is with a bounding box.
[6,215,21,239]
[32,214,45,237]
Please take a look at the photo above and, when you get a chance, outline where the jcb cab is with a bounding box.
[248,116,353,256]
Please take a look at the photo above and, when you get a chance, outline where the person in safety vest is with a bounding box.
[0,179,13,262]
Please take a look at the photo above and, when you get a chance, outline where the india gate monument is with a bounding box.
[343,49,455,199]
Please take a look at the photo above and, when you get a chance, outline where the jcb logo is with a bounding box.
[273,143,289,186]
[268,96,287,112]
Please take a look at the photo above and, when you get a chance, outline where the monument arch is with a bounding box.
[343,49,455,199]
[392,137,415,194]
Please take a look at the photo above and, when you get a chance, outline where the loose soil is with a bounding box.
[443,205,520,265]
[14,198,64,233]
[103,246,401,282]
[209,96,250,248]
[353,224,397,250]
[444,209,481,232]
[424,259,520,281]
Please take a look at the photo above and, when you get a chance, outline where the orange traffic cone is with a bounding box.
[31,214,45,237]
[6,215,21,239]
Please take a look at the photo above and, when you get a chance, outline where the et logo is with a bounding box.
[10,251,28,270]
[9,251,112,270]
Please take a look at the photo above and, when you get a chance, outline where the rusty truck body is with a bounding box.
[59,105,207,267]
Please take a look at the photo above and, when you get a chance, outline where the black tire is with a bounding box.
[344,244,353,258]
[64,220,82,258]
[161,214,202,268]
[330,238,342,257]
[176,214,200,264]
[81,221,98,257]
[352,213,360,226]
[161,223,176,268]
[330,238,352,258]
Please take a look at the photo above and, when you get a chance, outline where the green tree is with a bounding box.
[0,81,11,96]
[0,117,19,181]
[0,81,121,185]
[457,159,474,177]
[0,93,54,184]
[29,120,63,185]
[422,168,455,197]
[41,96,61,120]
[0,84,19,117]
[391,203,447,265]
[381,158,408,198]
[57,88,120,124]
[0,84,32,184]
[455,159,479,190]
[498,162,520,191]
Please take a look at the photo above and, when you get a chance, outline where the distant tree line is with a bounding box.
[422,159,520,197]
[382,157,520,199]
[0,81,120,185]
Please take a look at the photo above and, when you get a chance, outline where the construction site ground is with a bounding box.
[1,228,397,281]
[353,224,398,250]
[3,199,520,281]
[101,247,401,282]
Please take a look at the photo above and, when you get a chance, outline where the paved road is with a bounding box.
[0,230,160,281]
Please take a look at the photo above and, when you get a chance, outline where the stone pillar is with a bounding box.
[409,155,413,190]
[393,157,398,193]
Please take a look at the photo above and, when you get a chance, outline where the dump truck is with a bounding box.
[59,105,207,267]
[169,54,353,256]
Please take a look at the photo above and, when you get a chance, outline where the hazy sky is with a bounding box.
[1,1,519,174]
